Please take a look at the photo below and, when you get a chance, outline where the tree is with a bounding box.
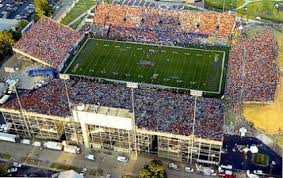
[10,20,29,41]
[139,167,152,178]
[0,163,8,176]
[17,20,29,30]
[139,160,167,178]
[0,31,14,60]
[34,0,53,19]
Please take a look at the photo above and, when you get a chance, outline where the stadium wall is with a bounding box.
[13,48,54,68]
[0,106,222,164]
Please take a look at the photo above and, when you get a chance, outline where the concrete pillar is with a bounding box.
[80,122,89,149]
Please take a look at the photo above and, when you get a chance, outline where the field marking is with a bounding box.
[94,38,227,53]
[63,38,91,73]
[65,38,227,94]
[218,51,226,94]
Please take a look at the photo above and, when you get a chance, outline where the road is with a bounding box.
[0,141,211,178]
[53,0,74,22]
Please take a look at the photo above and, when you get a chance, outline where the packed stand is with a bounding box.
[2,79,224,141]
[225,31,279,108]
[14,17,81,68]
[195,97,224,141]
[93,3,236,42]
[108,26,157,42]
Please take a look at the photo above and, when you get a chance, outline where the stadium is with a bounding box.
[0,2,279,166]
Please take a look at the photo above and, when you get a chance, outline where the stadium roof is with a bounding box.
[0,79,224,141]
[13,17,81,68]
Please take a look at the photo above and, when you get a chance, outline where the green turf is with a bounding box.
[61,0,96,25]
[64,39,228,94]
[237,1,283,23]
[204,0,244,11]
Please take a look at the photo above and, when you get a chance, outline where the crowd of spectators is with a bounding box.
[2,79,224,141]
[14,17,81,68]
[225,31,279,108]
[108,26,157,42]
[93,4,236,41]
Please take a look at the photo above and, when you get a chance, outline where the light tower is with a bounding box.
[126,82,138,159]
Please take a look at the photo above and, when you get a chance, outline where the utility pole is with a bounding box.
[60,74,79,145]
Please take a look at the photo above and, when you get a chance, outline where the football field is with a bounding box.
[64,39,228,94]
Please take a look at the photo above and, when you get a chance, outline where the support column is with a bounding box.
[80,122,89,149]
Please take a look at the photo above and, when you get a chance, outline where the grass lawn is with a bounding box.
[0,152,11,160]
[70,16,85,29]
[252,153,270,167]
[21,157,40,165]
[64,39,228,94]
[224,111,237,125]
[61,0,96,25]
[237,1,283,22]
[204,0,244,10]
[50,162,80,171]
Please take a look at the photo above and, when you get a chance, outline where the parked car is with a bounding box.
[79,168,87,176]
[184,166,194,173]
[84,154,95,160]
[117,156,128,163]
[13,162,22,167]
[7,167,18,173]
[168,163,180,171]
[254,170,263,175]
[21,139,31,145]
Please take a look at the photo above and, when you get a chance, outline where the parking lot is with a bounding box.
[0,160,57,177]
[0,0,58,20]
[221,135,282,177]
[0,140,218,178]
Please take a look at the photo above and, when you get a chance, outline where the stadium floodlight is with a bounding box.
[126,82,138,158]
[4,70,31,138]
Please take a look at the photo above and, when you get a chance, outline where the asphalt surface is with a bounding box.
[0,112,4,124]
[1,160,57,177]
[0,140,216,178]
[221,135,282,177]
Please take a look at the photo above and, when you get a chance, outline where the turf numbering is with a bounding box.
[65,39,228,94]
